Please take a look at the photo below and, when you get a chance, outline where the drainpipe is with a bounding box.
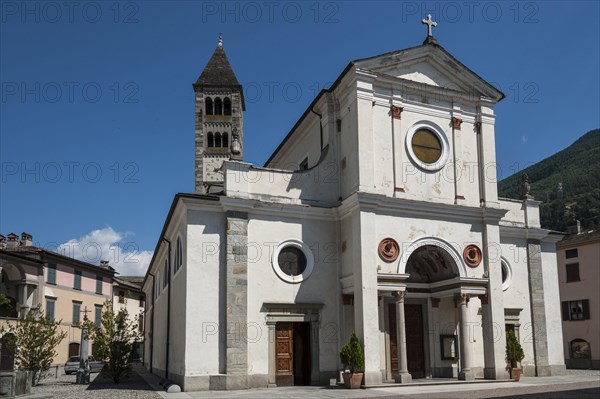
[147,272,155,374]
[161,237,172,381]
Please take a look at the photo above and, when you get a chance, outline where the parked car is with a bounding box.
[64,356,104,374]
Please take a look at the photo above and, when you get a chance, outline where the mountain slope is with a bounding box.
[498,129,600,232]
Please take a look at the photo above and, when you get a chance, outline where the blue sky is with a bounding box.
[1,1,599,275]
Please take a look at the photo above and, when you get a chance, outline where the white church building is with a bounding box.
[142,21,566,391]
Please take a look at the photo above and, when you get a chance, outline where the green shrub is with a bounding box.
[506,330,524,368]
[340,333,365,373]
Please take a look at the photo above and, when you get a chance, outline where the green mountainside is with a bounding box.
[498,129,600,232]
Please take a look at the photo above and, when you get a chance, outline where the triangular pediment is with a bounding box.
[353,43,504,102]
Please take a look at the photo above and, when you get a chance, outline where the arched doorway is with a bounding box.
[385,238,472,381]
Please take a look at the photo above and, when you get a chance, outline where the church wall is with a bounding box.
[540,241,565,369]
[373,212,484,278]
[150,250,169,377]
[499,238,536,369]
[167,222,188,381]
[184,209,225,376]
[245,215,340,379]
[339,93,360,200]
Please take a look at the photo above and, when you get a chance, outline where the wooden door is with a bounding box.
[69,342,80,358]
[388,304,398,378]
[405,304,425,378]
[275,323,294,386]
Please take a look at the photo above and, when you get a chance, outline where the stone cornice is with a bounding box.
[337,192,507,222]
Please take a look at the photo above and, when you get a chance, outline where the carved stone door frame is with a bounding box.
[263,303,323,387]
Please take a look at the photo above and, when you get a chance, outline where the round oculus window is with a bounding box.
[278,246,307,277]
[406,121,449,172]
[412,129,442,164]
[272,240,314,284]
[501,259,512,291]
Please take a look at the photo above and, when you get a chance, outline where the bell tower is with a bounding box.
[193,36,245,193]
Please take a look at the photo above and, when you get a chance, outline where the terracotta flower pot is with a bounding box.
[342,372,363,389]
[510,367,522,381]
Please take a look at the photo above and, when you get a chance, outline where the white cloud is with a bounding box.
[57,227,153,276]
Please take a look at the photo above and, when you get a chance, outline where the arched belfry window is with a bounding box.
[215,132,222,148]
[214,97,223,115]
[207,132,214,148]
[222,132,229,148]
[205,97,213,115]
[224,97,232,115]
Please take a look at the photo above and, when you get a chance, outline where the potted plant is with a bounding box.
[339,332,365,389]
[506,329,524,381]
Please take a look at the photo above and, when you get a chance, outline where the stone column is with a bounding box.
[394,291,412,383]
[266,322,276,387]
[526,239,550,376]
[457,294,474,380]
[225,212,249,389]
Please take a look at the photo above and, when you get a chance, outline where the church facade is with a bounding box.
[142,29,565,391]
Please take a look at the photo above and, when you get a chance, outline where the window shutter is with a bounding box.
[562,301,570,321]
[582,299,590,320]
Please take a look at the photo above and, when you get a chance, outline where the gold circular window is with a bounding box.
[411,129,442,164]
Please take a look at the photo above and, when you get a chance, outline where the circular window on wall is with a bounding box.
[272,240,314,284]
[406,121,449,172]
[501,258,512,291]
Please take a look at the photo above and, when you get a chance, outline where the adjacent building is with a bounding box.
[557,228,600,369]
[0,232,144,367]
[142,24,566,392]
[113,275,146,360]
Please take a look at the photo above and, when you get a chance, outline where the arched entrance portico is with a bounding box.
[377,237,487,383]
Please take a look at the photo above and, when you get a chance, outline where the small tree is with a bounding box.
[340,333,365,373]
[0,306,67,385]
[87,300,141,383]
[506,329,524,368]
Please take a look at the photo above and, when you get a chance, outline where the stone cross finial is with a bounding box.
[422,14,437,37]
[81,306,90,321]
[218,33,223,47]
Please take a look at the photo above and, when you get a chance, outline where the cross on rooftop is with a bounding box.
[422,14,437,37]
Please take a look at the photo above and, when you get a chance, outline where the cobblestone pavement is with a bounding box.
[33,369,161,399]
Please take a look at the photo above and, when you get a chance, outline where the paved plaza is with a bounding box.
[29,367,599,399]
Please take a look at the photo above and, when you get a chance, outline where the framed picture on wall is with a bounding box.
[440,335,458,360]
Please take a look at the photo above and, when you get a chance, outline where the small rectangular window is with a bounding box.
[94,305,102,327]
[72,302,81,326]
[119,290,125,304]
[566,263,580,282]
[47,263,57,285]
[45,298,55,322]
[565,248,578,259]
[74,270,82,290]
[96,275,103,294]
[562,299,590,321]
